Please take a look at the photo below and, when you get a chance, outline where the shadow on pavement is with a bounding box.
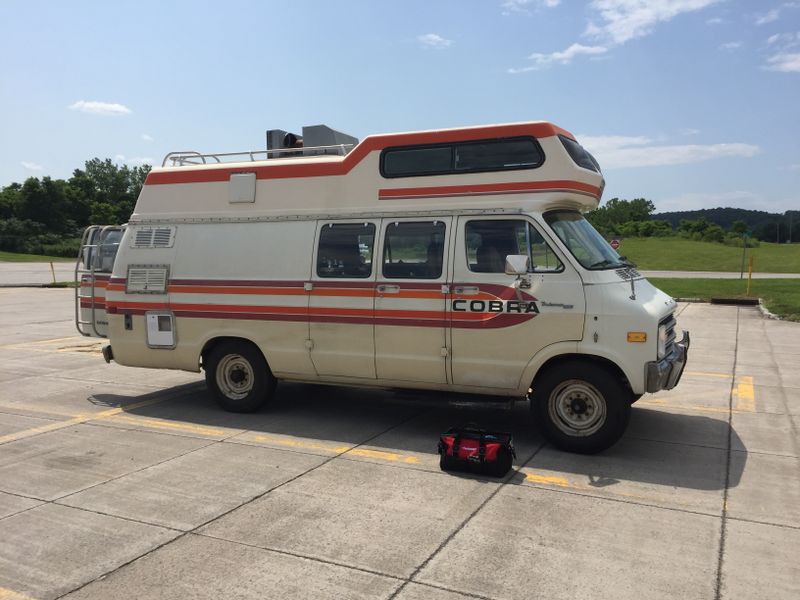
[89,379,746,492]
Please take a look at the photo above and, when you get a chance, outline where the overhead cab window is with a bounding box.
[317,223,375,278]
[382,221,446,279]
[559,135,601,172]
[465,220,563,274]
[381,137,543,178]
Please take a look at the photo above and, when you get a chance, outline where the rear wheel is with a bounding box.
[531,361,631,454]
[204,341,275,412]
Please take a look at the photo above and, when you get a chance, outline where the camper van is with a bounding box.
[76,121,689,453]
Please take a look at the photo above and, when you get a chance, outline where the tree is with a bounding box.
[731,220,747,235]
[586,197,656,236]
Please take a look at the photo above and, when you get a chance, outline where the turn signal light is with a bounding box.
[627,332,647,343]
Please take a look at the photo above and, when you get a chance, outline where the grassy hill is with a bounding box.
[617,238,800,273]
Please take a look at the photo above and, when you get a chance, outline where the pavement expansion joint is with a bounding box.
[52,407,431,599]
[714,306,739,600]
[387,441,547,600]
[509,474,723,519]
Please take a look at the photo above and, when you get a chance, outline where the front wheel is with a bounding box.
[531,361,631,454]
[204,341,275,412]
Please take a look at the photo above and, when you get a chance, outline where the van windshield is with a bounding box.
[544,210,626,270]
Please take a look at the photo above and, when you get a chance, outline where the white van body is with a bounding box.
[76,121,689,453]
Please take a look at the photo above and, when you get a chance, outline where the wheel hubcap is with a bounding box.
[548,380,607,437]
[216,354,254,400]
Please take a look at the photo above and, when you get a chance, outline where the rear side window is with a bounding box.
[381,137,543,178]
[382,221,446,279]
[317,223,375,278]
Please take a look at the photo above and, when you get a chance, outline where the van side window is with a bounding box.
[382,221,446,279]
[465,220,563,273]
[317,223,375,278]
[380,137,543,178]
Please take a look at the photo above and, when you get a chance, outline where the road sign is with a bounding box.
[610,239,620,250]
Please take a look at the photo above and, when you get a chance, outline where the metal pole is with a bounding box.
[747,256,753,296]
[740,233,747,279]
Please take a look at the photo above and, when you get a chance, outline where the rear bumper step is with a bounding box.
[102,345,114,364]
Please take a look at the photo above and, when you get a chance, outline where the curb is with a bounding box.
[674,296,783,321]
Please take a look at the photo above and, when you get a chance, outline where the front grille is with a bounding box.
[660,314,677,356]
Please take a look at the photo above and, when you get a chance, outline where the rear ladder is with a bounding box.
[75,225,122,338]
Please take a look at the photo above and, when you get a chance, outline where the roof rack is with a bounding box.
[162,144,356,168]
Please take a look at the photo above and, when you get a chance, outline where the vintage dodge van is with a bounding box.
[76,121,689,453]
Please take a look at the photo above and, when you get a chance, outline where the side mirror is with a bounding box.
[505,254,530,275]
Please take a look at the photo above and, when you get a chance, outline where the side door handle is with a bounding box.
[453,286,479,295]
[376,284,400,294]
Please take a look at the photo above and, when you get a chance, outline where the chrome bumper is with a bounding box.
[645,331,690,393]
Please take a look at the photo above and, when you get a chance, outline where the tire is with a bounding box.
[531,361,631,454]
[204,340,275,413]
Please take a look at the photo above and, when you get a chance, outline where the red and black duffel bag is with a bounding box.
[438,425,516,478]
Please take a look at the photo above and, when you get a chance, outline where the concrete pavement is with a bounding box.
[0,289,798,599]
[0,262,75,286]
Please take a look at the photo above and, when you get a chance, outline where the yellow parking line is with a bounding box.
[109,414,228,437]
[525,473,570,487]
[0,587,37,600]
[346,448,420,464]
[684,371,732,380]
[637,399,731,414]
[251,435,350,454]
[249,435,421,464]
[0,396,170,445]
[734,376,756,412]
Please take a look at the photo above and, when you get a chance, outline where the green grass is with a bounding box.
[649,278,800,322]
[617,238,800,273]
[0,251,74,262]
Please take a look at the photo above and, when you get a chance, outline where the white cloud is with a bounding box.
[502,0,560,14]
[579,134,760,169]
[21,161,43,171]
[719,41,742,50]
[585,0,724,45]
[113,154,153,166]
[706,17,724,24]
[141,133,154,142]
[508,43,608,72]
[69,100,131,116]
[756,9,780,25]
[787,163,800,170]
[765,51,800,71]
[655,190,765,212]
[417,33,452,49]
[680,128,701,136]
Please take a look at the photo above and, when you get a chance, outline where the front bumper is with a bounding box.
[645,330,690,393]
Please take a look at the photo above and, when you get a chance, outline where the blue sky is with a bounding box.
[1,0,798,213]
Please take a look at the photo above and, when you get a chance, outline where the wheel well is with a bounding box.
[199,336,264,370]
[531,354,632,395]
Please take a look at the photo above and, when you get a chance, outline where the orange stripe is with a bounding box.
[146,123,573,186]
[169,285,307,296]
[107,301,504,322]
[379,180,600,200]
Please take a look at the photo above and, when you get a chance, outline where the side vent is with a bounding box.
[126,265,169,294]
[132,227,176,248]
